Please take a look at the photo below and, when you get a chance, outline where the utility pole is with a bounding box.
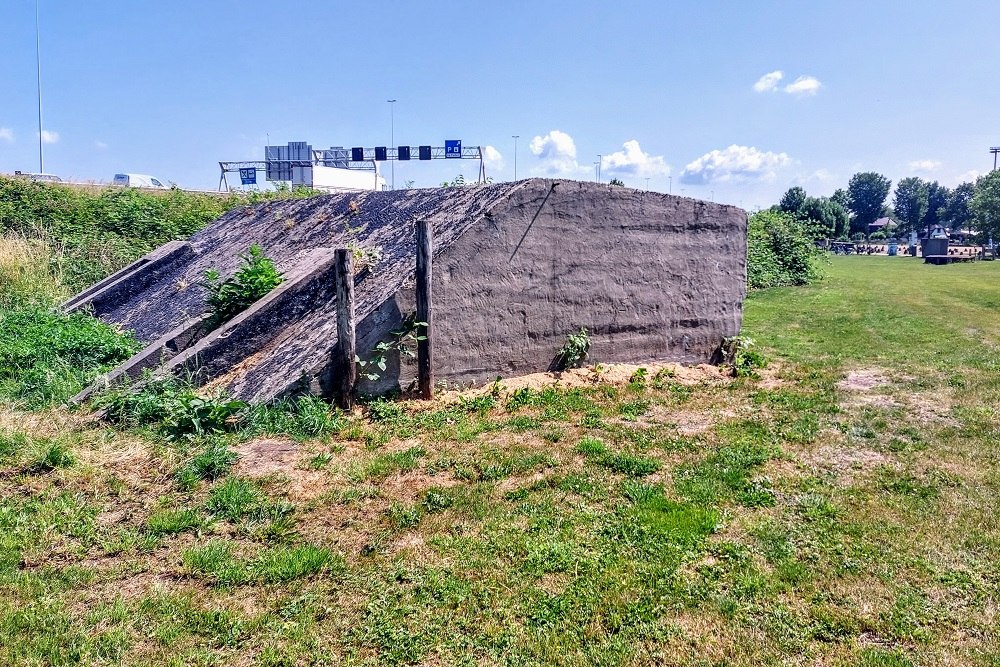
[387,99,396,190]
[668,176,672,195]
[35,0,44,173]
[645,177,650,190]
[991,146,1000,171]
[596,154,602,183]
[512,135,519,180]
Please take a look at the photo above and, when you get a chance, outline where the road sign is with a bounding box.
[239,167,257,185]
[445,140,462,158]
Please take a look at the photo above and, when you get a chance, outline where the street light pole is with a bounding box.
[35,0,44,173]
[668,176,672,195]
[512,135,519,180]
[596,155,602,183]
[387,99,396,190]
[645,177,650,191]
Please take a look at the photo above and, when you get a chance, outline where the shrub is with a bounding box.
[204,245,283,327]
[0,176,315,292]
[556,328,590,370]
[0,308,141,407]
[747,210,823,290]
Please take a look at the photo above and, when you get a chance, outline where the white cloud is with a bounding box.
[753,70,783,93]
[601,140,670,177]
[908,159,941,173]
[95,140,108,150]
[0,128,13,143]
[482,145,504,171]
[680,145,792,185]
[953,170,980,185]
[528,130,589,176]
[784,76,821,96]
[39,130,59,144]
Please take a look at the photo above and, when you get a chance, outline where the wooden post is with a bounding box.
[334,248,357,410]
[415,219,433,399]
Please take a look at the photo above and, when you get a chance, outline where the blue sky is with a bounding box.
[1,1,998,208]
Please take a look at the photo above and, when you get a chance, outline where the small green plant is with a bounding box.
[720,336,768,378]
[147,508,204,536]
[204,245,283,327]
[556,328,590,370]
[356,315,427,382]
[206,477,267,521]
[175,440,238,488]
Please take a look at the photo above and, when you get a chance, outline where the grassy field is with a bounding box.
[1,255,998,666]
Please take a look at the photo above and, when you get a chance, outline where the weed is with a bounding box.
[387,503,423,530]
[176,440,237,488]
[596,452,660,477]
[356,314,427,382]
[556,327,590,370]
[29,440,74,472]
[253,544,336,582]
[206,477,267,522]
[204,245,283,327]
[576,437,608,457]
[351,447,426,481]
[147,508,203,536]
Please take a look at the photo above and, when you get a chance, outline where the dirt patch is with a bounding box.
[233,438,301,477]
[381,469,457,503]
[435,362,728,403]
[837,368,890,392]
[909,392,960,427]
[798,440,894,486]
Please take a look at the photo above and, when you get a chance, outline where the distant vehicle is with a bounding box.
[13,171,63,183]
[113,173,169,189]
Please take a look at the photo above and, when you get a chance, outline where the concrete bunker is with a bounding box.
[68,179,748,403]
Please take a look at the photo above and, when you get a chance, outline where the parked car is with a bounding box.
[113,173,169,189]
[13,171,63,183]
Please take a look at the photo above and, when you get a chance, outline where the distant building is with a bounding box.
[868,217,893,233]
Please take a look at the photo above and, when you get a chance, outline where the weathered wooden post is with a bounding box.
[415,219,433,399]
[333,248,357,410]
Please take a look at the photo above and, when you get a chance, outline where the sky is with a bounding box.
[1,1,998,209]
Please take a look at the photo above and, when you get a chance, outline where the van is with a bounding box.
[113,173,169,189]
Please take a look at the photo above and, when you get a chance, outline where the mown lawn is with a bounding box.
[1,255,998,666]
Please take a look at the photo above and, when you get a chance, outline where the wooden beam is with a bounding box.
[415,219,433,399]
[333,248,357,410]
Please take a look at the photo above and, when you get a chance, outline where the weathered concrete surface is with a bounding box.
[68,179,747,403]
[420,180,747,386]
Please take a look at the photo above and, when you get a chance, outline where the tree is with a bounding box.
[923,181,950,230]
[970,171,1000,242]
[830,188,850,211]
[608,178,625,187]
[893,177,928,236]
[798,196,849,239]
[847,172,892,235]
[943,182,975,231]
[779,186,807,214]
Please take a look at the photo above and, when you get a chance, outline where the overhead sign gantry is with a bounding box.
[218,141,487,192]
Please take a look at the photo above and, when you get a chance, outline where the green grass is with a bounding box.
[1,256,999,664]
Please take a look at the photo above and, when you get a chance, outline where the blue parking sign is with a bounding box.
[239,167,257,185]
[445,140,461,158]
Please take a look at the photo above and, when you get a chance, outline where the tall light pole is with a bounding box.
[991,146,1000,171]
[35,0,44,173]
[668,176,672,195]
[645,177,650,190]
[512,135,519,180]
[596,154,602,183]
[387,99,396,190]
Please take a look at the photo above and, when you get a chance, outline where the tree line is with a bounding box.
[773,169,1000,242]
